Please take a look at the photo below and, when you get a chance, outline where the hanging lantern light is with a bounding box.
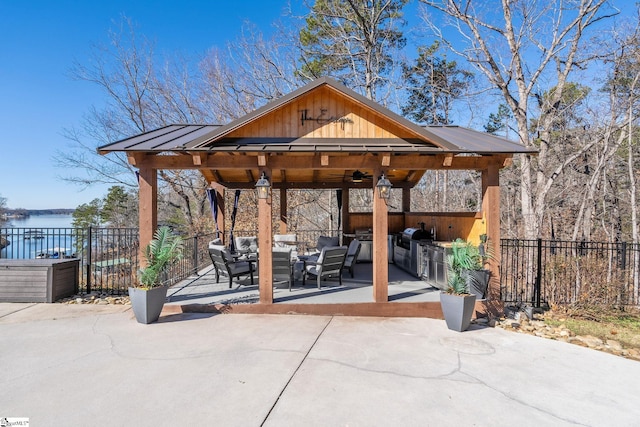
[255,172,271,200]
[376,173,392,199]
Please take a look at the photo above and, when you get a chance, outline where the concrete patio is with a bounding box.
[165,262,442,307]
[1,301,639,426]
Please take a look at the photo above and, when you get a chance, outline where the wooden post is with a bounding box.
[258,168,273,304]
[372,168,389,302]
[481,164,502,315]
[210,183,226,244]
[279,188,288,233]
[138,167,157,268]
[402,187,411,213]
[341,188,350,235]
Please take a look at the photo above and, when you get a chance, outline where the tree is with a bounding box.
[56,19,224,234]
[72,199,103,228]
[420,0,616,239]
[298,0,408,100]
[0,194,6,226]
[484,104,513,137]
[402,41,473,125]
[101,185,137,227]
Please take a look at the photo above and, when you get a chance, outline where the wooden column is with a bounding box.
[341,188,350,234]
[210,183,226,243]
[258,168,273,304]
[138,167,157,268]
[372,168,389,302]
[279,188,288,233]
[402,187,411,213]
[481,164,502,315]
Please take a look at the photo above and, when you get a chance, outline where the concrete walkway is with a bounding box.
[1,302,639,426]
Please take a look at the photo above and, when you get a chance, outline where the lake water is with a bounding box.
[6,214,74,228]
[1,214,76,259]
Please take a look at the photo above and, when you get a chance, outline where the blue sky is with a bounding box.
[0,1,294,209]
[0,1,629,210]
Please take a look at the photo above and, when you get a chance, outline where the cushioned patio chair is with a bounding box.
[271,247,294,290]
[316,235,339,252]
[274,234,298,257]
[305,246,348,289]
[208,247,255,288]
[342,239,361,278]
[234,236,258,257]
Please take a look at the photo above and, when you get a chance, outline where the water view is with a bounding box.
[1,214,75,259]
[6,214,73,229]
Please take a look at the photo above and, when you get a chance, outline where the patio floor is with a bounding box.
[166,262,442,308]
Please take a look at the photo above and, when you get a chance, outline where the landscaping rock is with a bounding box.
[493,308,639,362]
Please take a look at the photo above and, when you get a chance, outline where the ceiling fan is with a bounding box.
[327,170,395,183]
[351,170,373,183]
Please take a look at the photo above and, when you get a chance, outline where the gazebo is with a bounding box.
[99,77,534,317]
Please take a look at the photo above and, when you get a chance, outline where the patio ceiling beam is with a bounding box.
[200,169,217,184]
[129,152,513,171]
[219,181,413,190]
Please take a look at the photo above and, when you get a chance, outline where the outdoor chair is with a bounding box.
[316,235,339,253]
[208,237,223,248]
[274,234,298,257]
[305,245,348,289]
[208,247,255,288]
[271,247,294,290]
[342,239,361,278]
[234,236,258,257]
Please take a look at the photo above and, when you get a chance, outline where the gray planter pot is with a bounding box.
[128,286,168,324]
[465,269,490,300]
[440,293,476,332]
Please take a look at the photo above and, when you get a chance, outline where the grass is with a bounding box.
[545,308,640,350]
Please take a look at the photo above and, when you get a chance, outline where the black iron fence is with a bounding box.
[3,227,639,307]
[0,227,214,296]
[501,239,640,308]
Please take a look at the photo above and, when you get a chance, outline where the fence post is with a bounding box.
[86,226,92,294]
[534,238,542,308]
[193,235,199,276]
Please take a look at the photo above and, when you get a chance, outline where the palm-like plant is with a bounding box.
[445,238,483,295]
[138,226,183,288]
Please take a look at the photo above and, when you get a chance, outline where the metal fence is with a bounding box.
[501,239,640,308]
[4,227,639,307]
[0,227,215,296]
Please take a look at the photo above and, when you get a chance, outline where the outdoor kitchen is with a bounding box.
[346,211,487,291]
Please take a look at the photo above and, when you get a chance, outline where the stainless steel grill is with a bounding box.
[394,226,433,277]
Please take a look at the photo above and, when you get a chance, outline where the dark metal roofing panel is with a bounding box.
[97,124,221,152]
[190,137,442,153]
[423,126,535,154]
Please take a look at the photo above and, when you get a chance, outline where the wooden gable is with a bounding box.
[224,85,421,142]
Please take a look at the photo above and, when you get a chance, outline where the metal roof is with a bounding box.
[98,77,536,155]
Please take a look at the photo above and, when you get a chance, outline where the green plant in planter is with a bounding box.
[446,239,481,292]
[447,238,495,299]
[441,238,488,331]
[129,226,183,324]
[137,226,184,288]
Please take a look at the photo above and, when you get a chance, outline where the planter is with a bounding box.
[128,286,168,324]
[465,269,490,300]
[440,293,476,332]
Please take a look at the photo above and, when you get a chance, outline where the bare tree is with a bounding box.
[420,0,617,239]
